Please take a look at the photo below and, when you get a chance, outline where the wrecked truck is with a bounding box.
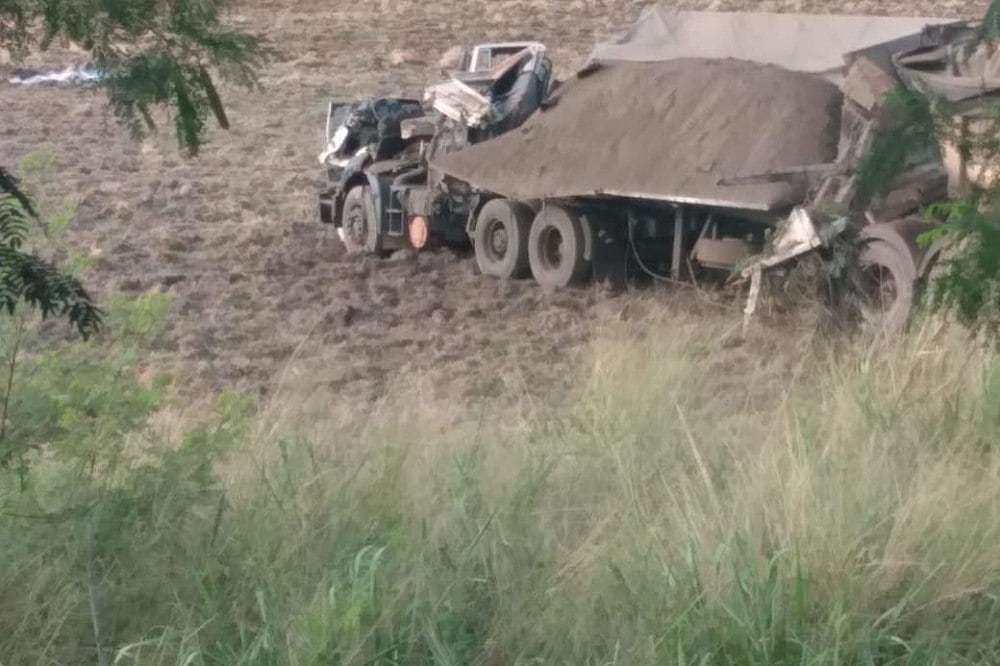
[317,43,553,255]
[316,8,993,332]
[428,9,981,332]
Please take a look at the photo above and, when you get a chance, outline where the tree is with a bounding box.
[859,2,1000,338]
[0,0,269,336]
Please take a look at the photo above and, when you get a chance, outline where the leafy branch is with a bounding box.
[2,0,271,154]
[855,5,1000,338]
[0,0,268,337]
[0,169,101,339]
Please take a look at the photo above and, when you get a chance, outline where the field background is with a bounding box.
[1,1,999,664]
[0,0,989,407]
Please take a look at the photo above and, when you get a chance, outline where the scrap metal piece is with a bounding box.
[842,55,900,112]
[425,78,493,127]
[424,44,551,135]
[693,238,750,270]
[738,207,848,330]
[400,117,438,140]
[743,265,763,335]
[893,23,1000,102]
[739,208,849,280]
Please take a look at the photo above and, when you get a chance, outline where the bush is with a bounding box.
[2,308,1000,664]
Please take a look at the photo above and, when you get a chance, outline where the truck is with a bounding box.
[316,9,993,333]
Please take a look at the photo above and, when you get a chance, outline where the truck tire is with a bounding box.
[474,199,532,280]
[339,185,381,256]
[528,204,590,288]
[855,240,917,335]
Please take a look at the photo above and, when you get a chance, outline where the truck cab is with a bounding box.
[317,42,551,256]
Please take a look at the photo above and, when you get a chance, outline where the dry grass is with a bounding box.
[5,305,998,664]
[1,1,998,663]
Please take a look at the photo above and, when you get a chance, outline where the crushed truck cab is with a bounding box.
[316,43,552,254]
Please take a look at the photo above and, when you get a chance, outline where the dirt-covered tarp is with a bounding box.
[587,6,957,79]
[431,59,844,212]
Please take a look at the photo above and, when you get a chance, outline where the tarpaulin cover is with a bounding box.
[588,6,956,78]
[431,58,844,211]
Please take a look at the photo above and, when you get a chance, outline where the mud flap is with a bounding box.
[319,193,335,224]
[590,218,628,289]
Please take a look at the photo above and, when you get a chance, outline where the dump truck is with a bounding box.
[316,8,995,332]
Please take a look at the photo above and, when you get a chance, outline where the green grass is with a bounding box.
[2,308,1000,665]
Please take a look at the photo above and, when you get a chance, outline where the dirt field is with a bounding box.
[0,0,988,405]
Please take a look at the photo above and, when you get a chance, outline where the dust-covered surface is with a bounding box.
[0,0,989,406]
[433,58,843,209]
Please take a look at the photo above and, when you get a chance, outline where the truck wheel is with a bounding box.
[474,199,532,280]
[528,204,590,288]
[339,185,381,256]
[854,240,917,335]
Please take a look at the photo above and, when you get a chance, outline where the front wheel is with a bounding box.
[339,185,381,256]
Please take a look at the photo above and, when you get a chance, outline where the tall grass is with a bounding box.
[2,307,999,664]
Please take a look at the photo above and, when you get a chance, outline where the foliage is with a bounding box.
[0,0,270,155]
[3,311,1000,664]
[0,292,171,476]
[983,0,1000,40]
[856,88,941,202]
[0,0,268,341]
[856,4,1000,337]
[921,197,1000,337]
[0,168,101,339]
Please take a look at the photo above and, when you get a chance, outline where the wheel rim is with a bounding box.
[538,226,564,271]
[858,263,899,326]
[483,218,509,262]
[345,203,367,247]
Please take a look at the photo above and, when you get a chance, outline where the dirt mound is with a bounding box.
[433,58,843,211]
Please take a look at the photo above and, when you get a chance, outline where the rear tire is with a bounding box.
[528,204,590,288]
[340,185,382,256]
[474,199,533,280]
[854,240,916,335]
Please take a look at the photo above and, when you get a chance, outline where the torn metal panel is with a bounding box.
[894,23,1000,102]
[424,44,550,131]
[400,117,437,140]
[842,55,900,112]
[425,78,493,127]
[693,238,750,270]
[737,208,845,331]
[739,208,849,279]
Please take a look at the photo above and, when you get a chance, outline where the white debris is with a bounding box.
[8,64,103,86]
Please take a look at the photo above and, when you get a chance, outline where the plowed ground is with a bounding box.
[0,0,986,405]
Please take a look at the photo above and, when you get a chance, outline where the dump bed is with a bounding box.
[431,58,843,212]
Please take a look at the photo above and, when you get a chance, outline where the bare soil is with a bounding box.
[0,0,989,406]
